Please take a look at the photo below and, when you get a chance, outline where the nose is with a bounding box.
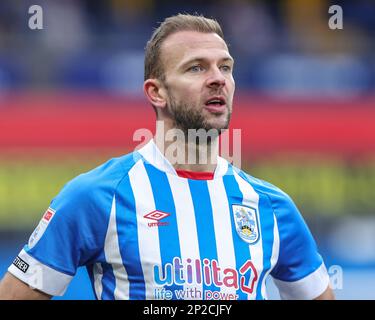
[206,67,226,89]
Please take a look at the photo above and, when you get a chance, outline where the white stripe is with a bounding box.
[233,170,263,300]
[129,160,162,300]
[207,178,237,296]
[8,249,73,296]
[214,156,229,178]
[104,195,129,299]
[261,214,280,299]
[93,263,103,300]
[137,139,177,176]
[273,263,330,300]
[167,174,202,300]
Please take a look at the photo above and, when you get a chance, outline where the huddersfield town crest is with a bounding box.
[232,205,260,244]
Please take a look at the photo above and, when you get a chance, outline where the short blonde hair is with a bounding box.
[144,14,225,81]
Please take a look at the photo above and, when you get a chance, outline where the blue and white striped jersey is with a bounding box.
[9,140,329,300]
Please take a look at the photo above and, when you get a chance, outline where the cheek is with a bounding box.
[173,83,202,104]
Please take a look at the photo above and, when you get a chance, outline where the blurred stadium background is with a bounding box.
[0,0,375,299]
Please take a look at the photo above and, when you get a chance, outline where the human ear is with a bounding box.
[143,79,167,109]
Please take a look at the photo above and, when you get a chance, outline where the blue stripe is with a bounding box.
[86,264,98,300]
[100,262,116,300]
[222,166,252,300]
[255,194,274,299]
[116,170,146,299]
[144,163,183,299]
[188,179,218,294]
[237,171,275,300]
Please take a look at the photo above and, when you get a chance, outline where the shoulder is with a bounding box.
[231,165,297,216]
[56,151,141,201]
[37,151,142,249]
[48,151,142,221]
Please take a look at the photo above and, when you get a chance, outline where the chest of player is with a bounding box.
[110,177,277,299]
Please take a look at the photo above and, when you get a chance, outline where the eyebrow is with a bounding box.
[179,56,234,70]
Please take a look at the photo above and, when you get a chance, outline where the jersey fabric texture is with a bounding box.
[8,140,330,300]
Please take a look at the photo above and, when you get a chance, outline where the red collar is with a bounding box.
[175,169,214,180]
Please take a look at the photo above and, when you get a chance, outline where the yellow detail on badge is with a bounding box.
[241,226,252,236]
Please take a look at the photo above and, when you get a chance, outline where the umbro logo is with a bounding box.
[144,210,170,227]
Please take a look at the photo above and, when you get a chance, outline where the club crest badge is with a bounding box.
[232,204,260,244]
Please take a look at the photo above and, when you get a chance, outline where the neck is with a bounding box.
[154,119,219,173]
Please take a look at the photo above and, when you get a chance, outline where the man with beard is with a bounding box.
[0,14,334,300]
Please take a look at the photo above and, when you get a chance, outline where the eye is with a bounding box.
[188,65,204,72]
[220,65,232,72]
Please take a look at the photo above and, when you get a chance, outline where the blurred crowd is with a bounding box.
[0,0,374,97]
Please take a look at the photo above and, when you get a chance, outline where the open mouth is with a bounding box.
[204,97,227,113]
[205,97,226,107]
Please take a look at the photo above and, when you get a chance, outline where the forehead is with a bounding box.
[160,31,231,68]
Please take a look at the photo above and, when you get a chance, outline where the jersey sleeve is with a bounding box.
[8,173,111,296]
[269,190,330,300]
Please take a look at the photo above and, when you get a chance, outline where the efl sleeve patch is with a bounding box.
[28,207,56,249]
